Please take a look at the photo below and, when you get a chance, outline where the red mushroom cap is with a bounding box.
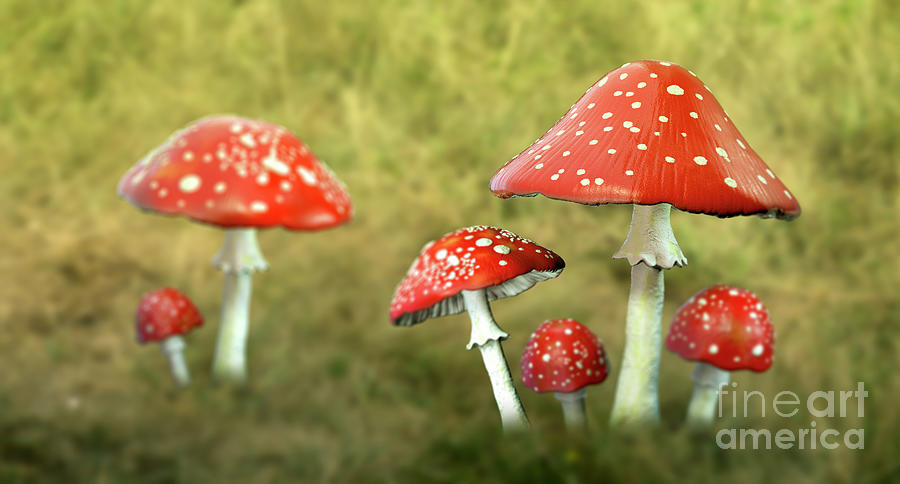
[490,60,800,220]
[389,226,565,326]
[666,285,774,372]
[136,287,204,344]
[521,319,609,393]
[118,115,353,230]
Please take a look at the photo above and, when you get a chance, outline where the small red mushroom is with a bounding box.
[666,285,774,427]
[136,288,204,387]
[390,226,565,431]
[118,115,352,382]
[489,60,799,426]
[521,319,609,430]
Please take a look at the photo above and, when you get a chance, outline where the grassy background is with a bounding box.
[1,0,898,482]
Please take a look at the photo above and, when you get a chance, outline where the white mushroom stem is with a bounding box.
[610,203,686,427]
[555,388,587,431]
[160,335,190,388]
[685,362,731,428]
[462,289,529,431]
[211,228,269,383]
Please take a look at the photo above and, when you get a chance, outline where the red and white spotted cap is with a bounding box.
[118,115,353,230]
[389,226,565,326]
[521,319,608,393]
[490,60,801,220]
[666,285,774,372]
[136,287,204,344]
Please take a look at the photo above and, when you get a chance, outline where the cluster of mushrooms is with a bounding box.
[122,60,799,432]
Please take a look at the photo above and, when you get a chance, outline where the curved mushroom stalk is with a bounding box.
[211,228,268,382]
[462,289,529,431]
[161,335,190,387]
[555,389,587,431]
[610,203,685,427]
[686,362,730,427]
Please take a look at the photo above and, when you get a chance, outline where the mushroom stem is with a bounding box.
[610,203,685,427]
[160,335,190,387]
[609,263,665,426]
[462,289,529,431]
[211,228,268,383]
[685,362,731,428]
[555,388,587,430]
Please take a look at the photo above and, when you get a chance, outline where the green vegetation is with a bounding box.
[1,0,897,482]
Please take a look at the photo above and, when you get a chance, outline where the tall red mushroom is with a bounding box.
[666,285,774,427]
[489,60,799,426]
[136,287,204,387]
[521,319,609,430]
[119,115,352,382]
[390,226,565,431]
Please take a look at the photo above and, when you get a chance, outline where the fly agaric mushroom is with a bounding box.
[666,285,774,427]
[521,319,609,430]
[136,287,204,387]
[489,60,799,426]
[390,226,565,431]
[119,115,352,382]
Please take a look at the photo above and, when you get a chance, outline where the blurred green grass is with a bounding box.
[0,0,898,482]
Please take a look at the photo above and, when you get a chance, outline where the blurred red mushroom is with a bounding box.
[666,285,774,427]
[390,226,565,431]
[490,60,799,426]
[136,287,204,387]
[521,319,609,430]
[119,115,352,382]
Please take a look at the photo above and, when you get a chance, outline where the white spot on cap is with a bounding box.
[562,150,571,157]
[693,156,708,165]
[183,151,194,161]
[580,178,590,186]
[534,163,544,169]
[659,115,668,123]
[576,169,585,175]
[239,133,256,148]
[594,178,604,185]
[637,144,647,150]
[631,101,642,109]
[716,147,729,158]
[435,249,448,260]
[542,353,551,362]
[263,157,290,175]
[250,201,268,213]
[665,156,675,163]
[297,166,317,185]
[589,139,598,145]
[607,149,616,154]
[602,112,613,119]
[178,175,201,193]
[587,102,596,109]
[709,344,719,355]
[737,139,747,149]
[613,90,623,96]
[475,238,493,247]
[757,175,768,184]
[637,82,647,88]
[666,85,684,95]
[766,169,775,178]
[650,73,658,78]
[752,344,764,357]
[724,177,738,188]
[214,182,226,194]
[498,260,508,266]
[623,121,633,128]
[689,112,699,119]
[695,93,704,100]
[625,170,634,176]
[784,190,792,199]
[619,73,628,80]
[493,245,511,254]
[447,255,460,266]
